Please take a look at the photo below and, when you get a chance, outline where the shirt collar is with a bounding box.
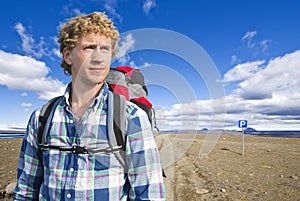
[64,82,109,111]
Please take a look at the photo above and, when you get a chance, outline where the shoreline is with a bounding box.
[2,129,300,139]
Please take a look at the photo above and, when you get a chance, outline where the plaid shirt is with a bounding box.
[13,83,166,201]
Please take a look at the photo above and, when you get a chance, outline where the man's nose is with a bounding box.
[91,48,104,62]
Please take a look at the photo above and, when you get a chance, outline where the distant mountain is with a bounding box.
[159,129,180,133]
[244,127,257,133]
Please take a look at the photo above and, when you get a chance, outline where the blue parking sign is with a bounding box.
[238,120,248,128]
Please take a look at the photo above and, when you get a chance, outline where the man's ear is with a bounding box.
[63,48,72,65]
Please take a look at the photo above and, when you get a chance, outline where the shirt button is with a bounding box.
[69,119,74,124]
[70,168,74,172]
[67,193,71,198]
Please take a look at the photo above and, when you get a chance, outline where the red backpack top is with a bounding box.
[106,66,159,132]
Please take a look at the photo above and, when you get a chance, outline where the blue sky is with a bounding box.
[0,0,300,131]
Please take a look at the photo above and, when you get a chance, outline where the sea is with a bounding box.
[244,130,300,138]
[0,130,25,139]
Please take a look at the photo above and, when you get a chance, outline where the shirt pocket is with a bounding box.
[91,153,123,171]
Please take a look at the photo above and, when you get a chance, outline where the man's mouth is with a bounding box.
[89,67,106,72]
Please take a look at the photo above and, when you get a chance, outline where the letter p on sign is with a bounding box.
[238,120,248,128]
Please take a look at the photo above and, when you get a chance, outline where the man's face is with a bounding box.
[64,33,112,87]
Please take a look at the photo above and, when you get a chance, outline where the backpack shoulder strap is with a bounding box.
[107,90,127,167]
[38,96,63,144]
[108,91,166,177]
[112,92,126,148]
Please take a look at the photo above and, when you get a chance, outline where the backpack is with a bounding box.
[106,66,159,132]
[38,66,163,175]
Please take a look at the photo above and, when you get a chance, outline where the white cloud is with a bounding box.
[242,31,257,41]
[14,23,33,52]
[104,4,122,23]
[241,30,271,53]
[230,55,240,65]
[102,0,119,7]
[260,39,270,52]
[14,22,61,60]
[155,98,226,131]
[242,31,257,49]
[143,62,151,67]
[21,102,32,107]
[52,48,61,58]
[56,21,65,33]
[116,34,136,65]
[129,61,138,69]
[62,5,86,17]
[155,50,300,131]
[20,92,28,97]
[0,50,65,100]
[72,8,85,16]
[49,36,61,58]
[14,22,47,58]
[143,0,157,15]
[223,60,265,83]
[237,50,300,100]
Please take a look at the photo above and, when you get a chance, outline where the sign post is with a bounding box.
[238,120,248,156]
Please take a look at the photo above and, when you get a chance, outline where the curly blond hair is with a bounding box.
[58,12,120,75]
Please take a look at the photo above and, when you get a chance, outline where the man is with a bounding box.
[13,12,166,200]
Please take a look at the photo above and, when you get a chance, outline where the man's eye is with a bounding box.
[84,45,96,50]
[101,46,110,51]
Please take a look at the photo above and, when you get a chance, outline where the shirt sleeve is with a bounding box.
[13,110,44,200]
[125,104,166,200]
